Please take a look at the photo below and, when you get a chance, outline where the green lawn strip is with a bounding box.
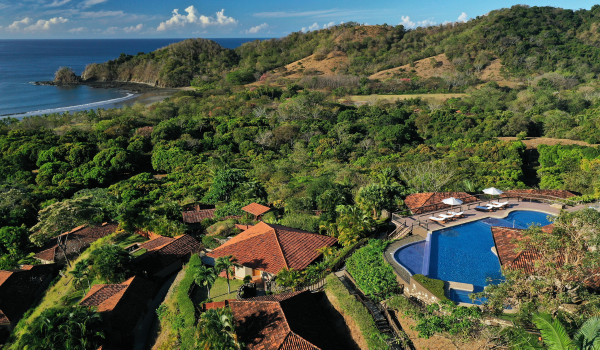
[325,274,389,350]
[7,230,125,347]
[112,232,148,248]
[412,274,451,301]
[192,277,244,303]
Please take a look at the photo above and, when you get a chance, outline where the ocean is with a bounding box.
[0,38,265,117]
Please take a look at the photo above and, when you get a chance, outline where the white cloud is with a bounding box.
[7,17,68,32]
[45,0,71,7]
[399,16,436,29]
[458,12,468,23]
[79,10,125,18]
[157,6,237,31]
[68,26,87,33]
[79,0,108,8]
[323,21,335,29]
[123,23,144,33]
[0,3,8,10]
[241,22,268,34]
[301,23,320,33]
[104,26,118,34]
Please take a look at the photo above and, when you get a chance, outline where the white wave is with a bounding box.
[3,93,137,118]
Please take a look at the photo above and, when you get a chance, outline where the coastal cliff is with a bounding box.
[80,38,239,88]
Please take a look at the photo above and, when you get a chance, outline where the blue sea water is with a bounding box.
[0,38,266,116]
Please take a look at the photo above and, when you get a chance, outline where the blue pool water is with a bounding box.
[394,241,427,275]
[393,210,552,303]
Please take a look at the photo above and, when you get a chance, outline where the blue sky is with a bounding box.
[0,0,597,39]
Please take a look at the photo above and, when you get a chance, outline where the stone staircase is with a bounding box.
[388,220,412,240]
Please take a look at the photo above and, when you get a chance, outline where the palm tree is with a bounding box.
[196,308,242,350]
[276,267,302,291]
[215,255,240,293]
[195,265,217,299]
[533,313,600,350]
[335,205,375,246]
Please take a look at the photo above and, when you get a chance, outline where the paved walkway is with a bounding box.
[400,200,574,232]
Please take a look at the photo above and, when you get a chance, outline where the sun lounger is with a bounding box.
[439,214,455,220]
[492,201,509,207]
[475,205,494,212]
[448,211,465,217]
[429,216,447,223]
[487,203,506,209]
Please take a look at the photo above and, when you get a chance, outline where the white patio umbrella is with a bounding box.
[483,187,503,200]
[442,197,463,212]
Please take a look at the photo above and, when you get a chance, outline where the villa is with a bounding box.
[79,276,156,349]
[133,234,201,279]
[229,290,343,350]
[205,222,337,283]
[0,265,56,334]
[33,222,118,264]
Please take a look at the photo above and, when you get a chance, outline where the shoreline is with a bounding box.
[33,80,165,93]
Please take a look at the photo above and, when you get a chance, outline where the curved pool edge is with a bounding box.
[383,235,425,284]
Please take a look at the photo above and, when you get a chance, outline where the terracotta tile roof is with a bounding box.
[134,234,201,275]
[235,224,253,231]
[502,189,576,199]
[241,203,271,216]
[0,264,55,324]
[182,208,216,223]
[231,291,339,350]
[207,223,337,274]
[491,225,600,288]
[138,236,175,251]
[404,192,477,214]
[79,276,156,348]
[34,223,118,263]
[244,291,304,302]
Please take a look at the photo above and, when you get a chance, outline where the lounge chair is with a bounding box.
[492,201,509,208]
[448,211,465,218]
[429,216,448,224]
[488,203,506,209]
[439,214,455,221]
[475,205,495,212]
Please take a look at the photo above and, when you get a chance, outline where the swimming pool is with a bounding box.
[393,210,553,303]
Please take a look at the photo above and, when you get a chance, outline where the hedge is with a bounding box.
[325,274,389,350]
[346,239,399,301]
[412,274,450,301]
[174,254,202,349]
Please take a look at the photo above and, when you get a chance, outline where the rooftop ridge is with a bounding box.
[273,229,290,270]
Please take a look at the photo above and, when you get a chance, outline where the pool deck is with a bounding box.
[399,201,587,232]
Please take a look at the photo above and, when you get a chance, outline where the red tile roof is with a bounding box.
[80,276,156,348]
[502,189,576,199]
[491,225,600,288]
[230,291,339,350]
[241,203,271,216]
[207,222,337,274]
[404,192,478,214]
[134,234,201,275]
[138,236,175,251]
[34,223,118,263]
[0,264,55,324]
[182,208,217,223]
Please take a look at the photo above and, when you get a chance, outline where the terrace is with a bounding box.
[386,190,590,305]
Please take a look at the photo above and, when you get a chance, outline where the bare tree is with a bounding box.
[254,131,273,149]
[398,161,457,193]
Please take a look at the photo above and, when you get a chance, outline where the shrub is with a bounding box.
[412,274,450,301]
[346,239,399,301]
[206,219,237,237]
[202,235,221,249]
[279,212,320,232]
[325,274,389,350]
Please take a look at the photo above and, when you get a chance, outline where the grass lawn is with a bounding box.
[192,277,244,303]
[112,232,148,248]
[341,93,466,103]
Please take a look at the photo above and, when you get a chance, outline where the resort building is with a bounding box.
[404,191,477,214]
[133,234,201,279]
[33,222,118,264]
[205,222,337,283]
[229,290,342,350]
[79,276,156,349]
[0,264,56,334]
